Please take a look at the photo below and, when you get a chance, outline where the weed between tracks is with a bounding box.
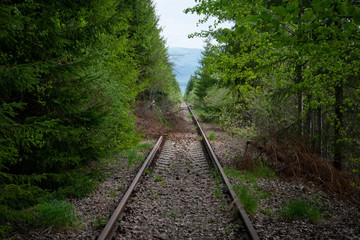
[166,210,180,218]
[154,174,165,185]
[210,168,229,213]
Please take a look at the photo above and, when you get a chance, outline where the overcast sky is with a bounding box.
[153,0,214,49]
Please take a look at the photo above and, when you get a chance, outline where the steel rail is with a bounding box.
[187,105,260,240]
[98,136,164,240]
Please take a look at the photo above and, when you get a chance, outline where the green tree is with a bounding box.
[0,0,179,231]
[185,0,360,171]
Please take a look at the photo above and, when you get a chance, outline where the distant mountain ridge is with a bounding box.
[168,47,202,94]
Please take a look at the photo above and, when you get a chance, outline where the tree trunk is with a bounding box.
[316,106,322,156]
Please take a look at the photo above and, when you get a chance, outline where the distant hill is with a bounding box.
[168,47,203,94]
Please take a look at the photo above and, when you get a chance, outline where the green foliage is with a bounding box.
[0,184,48,227]
[0,225,13,236]
[237,187,258,214]
[33,200,77,229]
[0,0,179,233]
[209,131,216,141]
[92,216,108,228]
[213,187,221,199]
[154,174,163,182]
[185,0,360,173]
[280,199,323,223]
[109,190,116,198]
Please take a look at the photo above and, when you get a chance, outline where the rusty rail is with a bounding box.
[98,136,164,240]
[187,105,260,240]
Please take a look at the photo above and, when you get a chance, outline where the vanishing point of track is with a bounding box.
[98,104,259,240]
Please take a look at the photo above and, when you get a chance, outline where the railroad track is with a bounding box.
[98,104,259,240]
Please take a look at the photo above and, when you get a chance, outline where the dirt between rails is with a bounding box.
[113,103,247,239]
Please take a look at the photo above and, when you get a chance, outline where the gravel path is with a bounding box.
[115,106,246,239]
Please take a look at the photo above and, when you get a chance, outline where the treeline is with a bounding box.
[0,0,180,231]
[185,0,360,173]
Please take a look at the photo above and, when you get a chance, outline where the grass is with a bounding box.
[150,190,159,199]
[109,190,116,198]
[210,168,230,212]
[34,200,77,229]
[214,187,221,199]
[123,142,154,168]
[280,198,323,222]
[154,174,163,183]
[253,159,276,179]
[92,216,108,228]
[224,164,274,214]
[210,168,222,199]
[263,206,274,217]
[237,187,257,214]
[226,225,231,235]
[166,210,180,218]
[221,198,228,212]
[209,131,216,141]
